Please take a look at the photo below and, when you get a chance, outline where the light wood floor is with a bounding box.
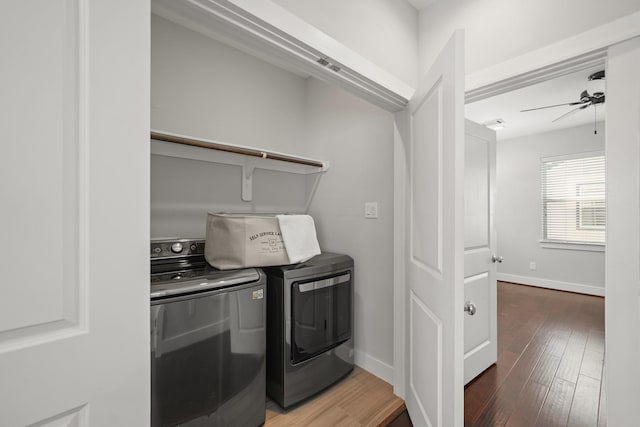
[265,367,406,427]
[465,281,606,426]
[263,282,605,427]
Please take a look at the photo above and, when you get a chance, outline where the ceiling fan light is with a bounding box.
[587,71,605,96]
[580,90,590,102]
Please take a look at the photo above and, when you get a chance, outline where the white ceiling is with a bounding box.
[465,65,606,141]
[407,0,438,11]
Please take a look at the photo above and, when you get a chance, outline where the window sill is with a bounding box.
[539,241,605,252]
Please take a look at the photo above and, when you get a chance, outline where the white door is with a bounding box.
[394,31,465,427]
[463,120,497,385]
[605,36,640,425]
[0,1,150,425]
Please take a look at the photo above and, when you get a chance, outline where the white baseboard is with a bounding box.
[497,273,604,297]
[354,349,394,384]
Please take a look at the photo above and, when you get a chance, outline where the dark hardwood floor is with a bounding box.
[386,408,413,427]
[465,281,605,426]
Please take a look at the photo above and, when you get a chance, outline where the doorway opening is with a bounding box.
[462,63,607,425]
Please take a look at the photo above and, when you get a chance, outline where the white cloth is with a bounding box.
[276,214,321,263]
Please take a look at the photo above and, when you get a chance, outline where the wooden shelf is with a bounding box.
[150,130,328,207]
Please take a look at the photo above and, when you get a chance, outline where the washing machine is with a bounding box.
[150,238,266,427]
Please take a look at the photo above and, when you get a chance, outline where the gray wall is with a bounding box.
[151,15,396,380]
[151,15,308,155]
[496,123,605,295]
[305,78,395,378]
[151,14,310,237]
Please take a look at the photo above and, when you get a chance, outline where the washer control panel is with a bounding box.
[150,239,205,259]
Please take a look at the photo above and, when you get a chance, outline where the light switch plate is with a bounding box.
[365,202,378,219]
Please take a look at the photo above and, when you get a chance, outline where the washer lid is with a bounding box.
[150,268,260,299]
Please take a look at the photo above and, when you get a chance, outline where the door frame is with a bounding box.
[393,9,640,404]
[464,11,640,100]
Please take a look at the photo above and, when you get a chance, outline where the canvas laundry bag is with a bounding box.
[205,213,289,269]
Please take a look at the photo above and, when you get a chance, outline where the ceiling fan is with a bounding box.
[520,70,605,123]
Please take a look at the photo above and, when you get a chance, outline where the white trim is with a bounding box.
[354,349,395,385]
[605,38,640,423]
[497,273,604,297]
[392,120,407,398]
[77,0,90,334]
[540,241,605,252]
[465,10,640,101]
[466,51,606,103]
[541,150,605,163]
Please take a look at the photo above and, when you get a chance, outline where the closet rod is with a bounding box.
[150,131,325,168]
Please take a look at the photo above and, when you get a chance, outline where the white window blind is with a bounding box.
[541,153,606,244]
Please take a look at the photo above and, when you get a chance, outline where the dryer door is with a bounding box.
[290,272,352,364]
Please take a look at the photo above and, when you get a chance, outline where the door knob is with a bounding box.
[492,254,503,263]
[464,301,477,316]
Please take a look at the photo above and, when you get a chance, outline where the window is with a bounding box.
[576,182,606,230]
[541,153,605,244]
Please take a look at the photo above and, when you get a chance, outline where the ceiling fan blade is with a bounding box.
[520,100,586,112]
[551,104,590,123]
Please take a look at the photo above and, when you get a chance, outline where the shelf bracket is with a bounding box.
[304,173,323,213]
[242,157,258,201]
